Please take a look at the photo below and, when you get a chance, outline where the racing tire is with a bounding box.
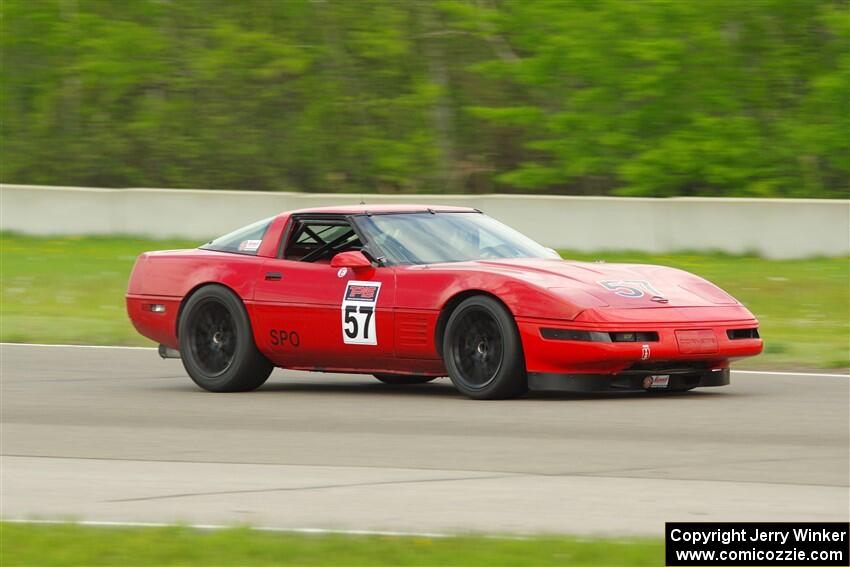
[178,285,273,392]
[373,374,437,385]
[442,295,527,400]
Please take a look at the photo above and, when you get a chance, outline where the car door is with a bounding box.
[252,216,396,370]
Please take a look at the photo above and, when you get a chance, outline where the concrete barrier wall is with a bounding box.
[2,184,848,258]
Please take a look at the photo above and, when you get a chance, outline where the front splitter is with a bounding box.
[527,368,730,393]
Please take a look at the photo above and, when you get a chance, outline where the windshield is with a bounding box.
[356,212,558,265]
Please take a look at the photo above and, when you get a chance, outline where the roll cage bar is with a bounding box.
[278,213,383,265]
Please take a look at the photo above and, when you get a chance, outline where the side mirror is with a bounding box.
[330,250,373,271]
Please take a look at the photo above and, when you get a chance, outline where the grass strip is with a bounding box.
[0,522,662,567]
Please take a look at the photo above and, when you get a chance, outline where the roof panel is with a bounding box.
[286,204,477,215]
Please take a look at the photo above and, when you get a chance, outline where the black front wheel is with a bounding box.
[178,285,272,392]
[442,295,527,400]
[374,374,438,385]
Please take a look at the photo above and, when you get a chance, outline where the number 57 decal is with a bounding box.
[341,281,382,345]
[598,279,662,298]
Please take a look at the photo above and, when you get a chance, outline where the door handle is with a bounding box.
[265,272,282,281]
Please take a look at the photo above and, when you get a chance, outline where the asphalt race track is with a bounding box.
[2,344,848,536]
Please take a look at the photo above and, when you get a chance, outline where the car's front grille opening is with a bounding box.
[540,329,659,343]
[624,360,712,373]
[727,328,760,340]
[540,328,610,342]
[609,331,659,342]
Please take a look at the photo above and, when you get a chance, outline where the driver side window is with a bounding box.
[284,218,363,262]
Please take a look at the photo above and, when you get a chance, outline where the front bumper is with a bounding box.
[528,367,730,393]
[517,317,763,375]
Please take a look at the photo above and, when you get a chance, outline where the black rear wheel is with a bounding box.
[373,374,437,385]
[178,285,272,392]
[442,295,527,399]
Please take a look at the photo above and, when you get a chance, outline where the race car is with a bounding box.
[126,205,763,399]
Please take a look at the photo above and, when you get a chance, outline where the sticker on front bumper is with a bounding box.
[649,375,670,388]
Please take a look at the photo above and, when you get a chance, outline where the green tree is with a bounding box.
[1,0,847,197]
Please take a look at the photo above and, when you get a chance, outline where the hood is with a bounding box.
[453,258,739,309]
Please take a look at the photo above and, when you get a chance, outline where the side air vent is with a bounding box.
[727,328,760,340]
[397,315,429,349]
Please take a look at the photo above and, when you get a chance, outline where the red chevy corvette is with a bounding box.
[126,205,762,399]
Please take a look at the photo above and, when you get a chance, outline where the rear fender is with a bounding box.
[126,250,264,348]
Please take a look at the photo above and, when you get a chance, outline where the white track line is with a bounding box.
[1,518,450,539]
[0,342,156,351]
[732,370,848,378]
[1,343,846,378]
[2,518,638,543]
